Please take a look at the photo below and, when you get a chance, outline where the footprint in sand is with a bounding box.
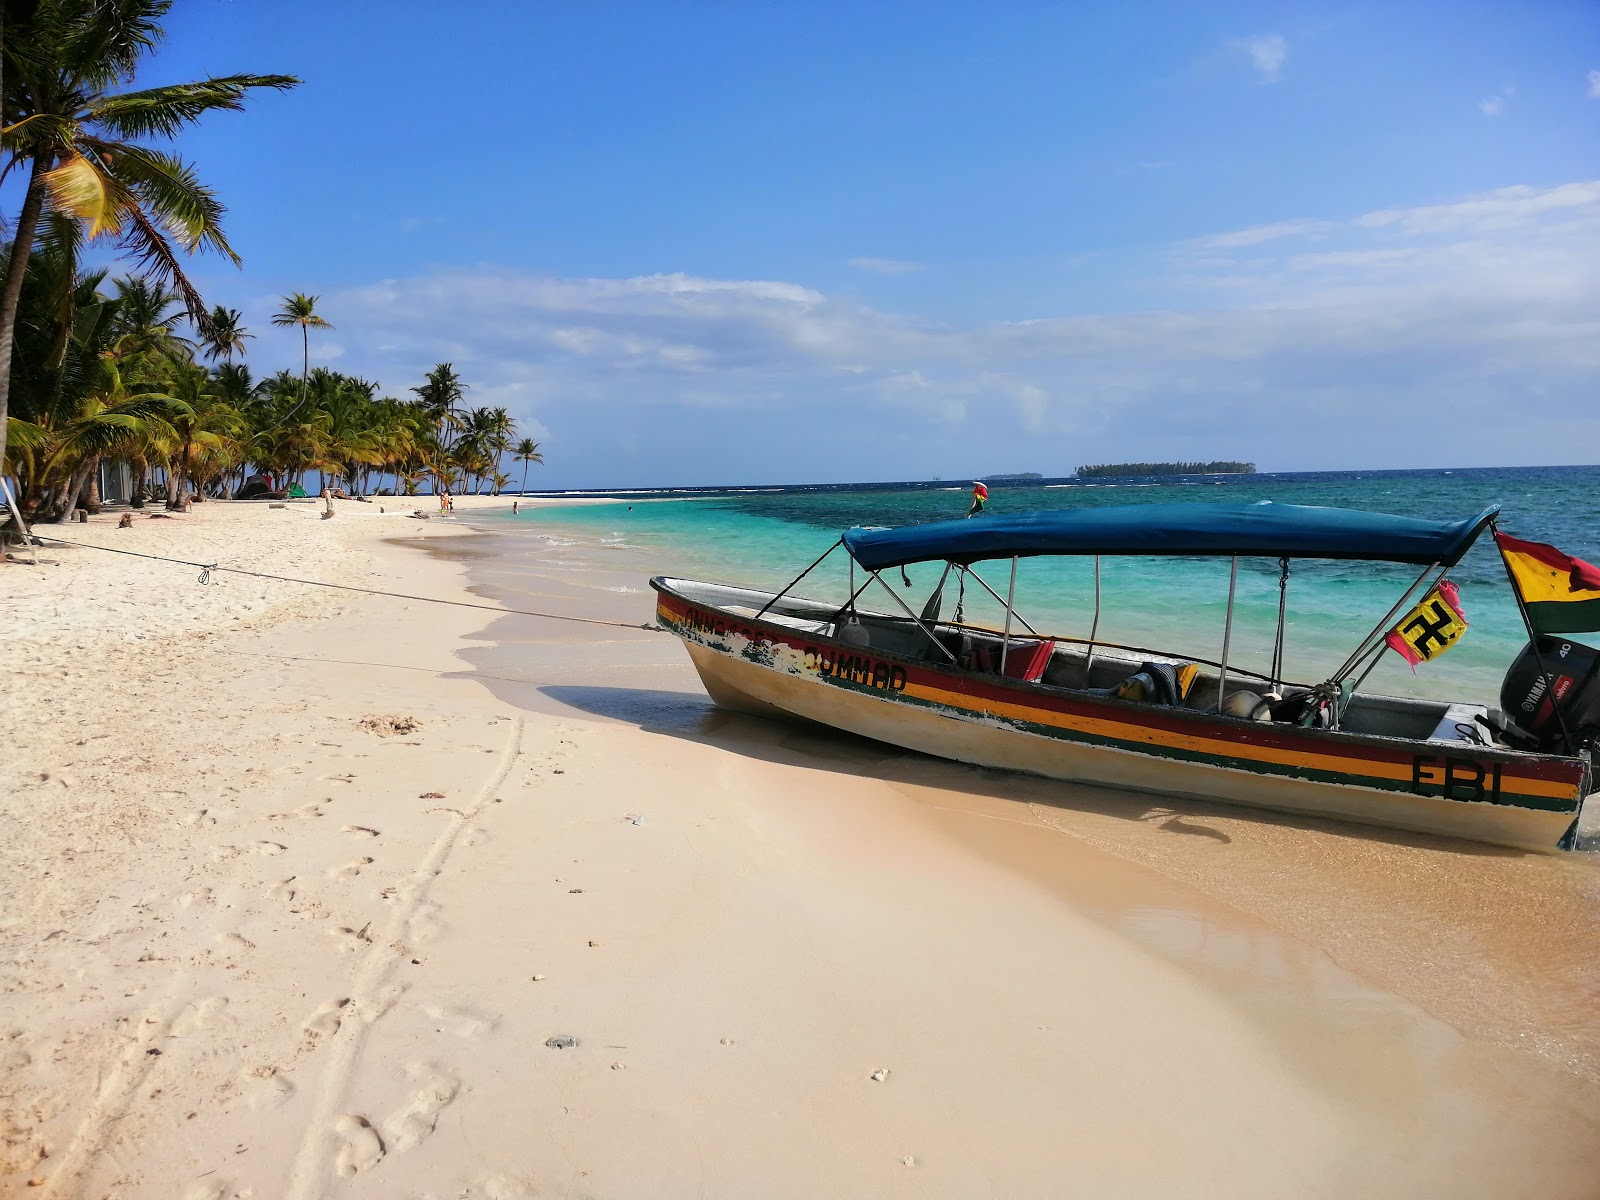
[328,923,374,953]
[267,877,297,903]
[341,824,381,838]
[407,902,444,945]
[178,886,214,908]
[216,931,256,953]
[172,996,231,1037]
[254,840,287,856]
[329,857,373,879]
[334,1114,385,1176]
[181,1179,237,1200]
[381,1063,461,1152]
[180,808,216,827]
[269,800,328,820]
[241,1064,295,1110]
[460,1173,538,1199]
[422,1001,499,1039]
[301,998,351,1042]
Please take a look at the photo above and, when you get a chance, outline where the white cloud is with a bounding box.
[287,180,1600,482]
[1588,69,1600,98]
[1479,85,1515,117]
[1230,34,1287,84]
[1193,218,1334,249]
[847,257,924,274]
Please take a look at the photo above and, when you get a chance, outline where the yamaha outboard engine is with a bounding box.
[1498,637,1600,754]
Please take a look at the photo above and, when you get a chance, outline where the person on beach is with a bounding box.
[513,501,519,515]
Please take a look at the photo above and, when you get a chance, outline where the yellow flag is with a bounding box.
[1384,580,1468,670]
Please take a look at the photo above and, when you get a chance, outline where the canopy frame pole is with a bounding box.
[962,564,1041,636]
[866,570,959,663]
[999,557,1019,676]
[1269,556,1289,695]
[754,538,843,620]
[1216,556,1238,712]
[1085,554,1102,679]
[1328,562,1442,683]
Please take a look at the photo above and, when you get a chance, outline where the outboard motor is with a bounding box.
[1498,637,1600,754]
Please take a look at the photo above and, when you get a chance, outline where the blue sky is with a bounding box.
[105,2,1600,486]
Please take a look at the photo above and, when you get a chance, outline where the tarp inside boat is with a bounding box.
[843,501,1499,571]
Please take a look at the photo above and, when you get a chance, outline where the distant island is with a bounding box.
[980,472,1044,481]
[1076,461,1256,478]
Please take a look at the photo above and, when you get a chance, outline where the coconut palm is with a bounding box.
[411,363,466,456]
[0,0,297,504]
[201,305,251,362]
[513,437,543,494]
[270,292,332,418]
[107,276,193,364]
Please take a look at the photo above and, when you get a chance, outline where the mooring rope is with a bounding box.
[20,533,665,634]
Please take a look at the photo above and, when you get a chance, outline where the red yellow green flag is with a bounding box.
[1494,532,1600,635]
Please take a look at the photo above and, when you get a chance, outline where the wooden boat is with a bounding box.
[650,501,1596,852]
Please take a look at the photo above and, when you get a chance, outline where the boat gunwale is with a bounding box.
[649,574,1590,784]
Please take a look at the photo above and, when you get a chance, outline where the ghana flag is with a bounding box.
[1494,532,1600,634]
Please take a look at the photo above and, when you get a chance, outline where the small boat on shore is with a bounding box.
[651,501,1598,852]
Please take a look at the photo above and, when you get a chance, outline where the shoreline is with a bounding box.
[3,497,1599,1196]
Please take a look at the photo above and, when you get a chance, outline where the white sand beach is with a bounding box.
[4,498,1600,1199]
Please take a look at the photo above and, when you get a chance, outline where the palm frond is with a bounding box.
[43,153,132,238]
[59,0,170,89]
[5,416,50,453]
[112,203,211,332]
[87,74,300,140]
[86,140,238,262]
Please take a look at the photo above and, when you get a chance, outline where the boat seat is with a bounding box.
[1427,703,1489,743]
[1001,639,1058,683]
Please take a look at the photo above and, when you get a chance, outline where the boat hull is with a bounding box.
[654,583,1590,852]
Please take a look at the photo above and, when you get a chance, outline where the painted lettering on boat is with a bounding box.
[1411,754,1504,804]
[805,646,908,692]
[673,604,768,649]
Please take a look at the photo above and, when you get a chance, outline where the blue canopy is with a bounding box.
[843,501,1499,571]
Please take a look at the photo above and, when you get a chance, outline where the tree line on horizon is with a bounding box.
[0,1,543,529]
[1075,461,1257,478]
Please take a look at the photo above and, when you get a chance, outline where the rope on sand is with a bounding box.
[22,533,666,634]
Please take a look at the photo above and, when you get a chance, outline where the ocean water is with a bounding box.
[480,465,1600,706]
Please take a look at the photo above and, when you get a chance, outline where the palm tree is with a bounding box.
[271,292,332,418]
[0,0,297,504]
[412,362,466,458]
[201,305,251,362]
[108,276,193,364]
[513,437,543,494]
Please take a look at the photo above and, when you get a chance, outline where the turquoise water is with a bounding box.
[485,466,1600,705]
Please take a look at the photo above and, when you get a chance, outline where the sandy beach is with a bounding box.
[4,497,1600,1199]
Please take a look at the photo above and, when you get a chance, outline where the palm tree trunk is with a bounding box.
[300,324,308,412]
[49,457,98,522]
[0,152,55,542]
